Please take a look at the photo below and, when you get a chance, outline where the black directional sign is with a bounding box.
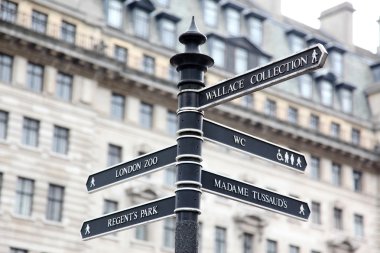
[86,145,177,193]
[203,119,307,172]
[198,44,327,109]
[201,170,310,220]
[81,196,176,240]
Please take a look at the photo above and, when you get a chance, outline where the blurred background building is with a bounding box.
[0,0,379,252]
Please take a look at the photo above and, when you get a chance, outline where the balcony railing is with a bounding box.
[0,5,178,83]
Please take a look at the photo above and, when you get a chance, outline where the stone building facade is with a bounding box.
[0,0,379,253]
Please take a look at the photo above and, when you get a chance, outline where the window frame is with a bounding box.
[61,20,76,44]
[333,207,343,230]
[56,72,73,101]
[0,110,8,140]
[203,0,218,27]
[311,201,321,224]
[15,177,34,216]
[163,218,176,248]
[225,7,240,36]
[22,117,40,147]
[0,0,18,23]
[215,226,226,253]
[107,143,122,166]
[142,55,155,75]
[319,80,333,106]
[111,93,126,120]
[52,125,69,155]
[27,62,44,93]
[234,47,248,73]
[134,8,150,39]
[140,102,153,129]
[46,184,64,222]
[331,163,342,187]
[159,18,176,48]
[31,10,47,34]
[106,0,123,28]
[0,53,13,83]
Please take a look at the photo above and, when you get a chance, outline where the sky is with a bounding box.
[281,0,380,53]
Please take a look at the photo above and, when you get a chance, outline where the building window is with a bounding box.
[320,80,333,106]
[27,62,44,93]
[226,8,240,36]
[31,10,47,33]
[56,72,72,101]
[330,122,340,139]
[52,126,69,155]
[10,248,28,253]
[140,102,153,129]
[215,226,226,253]
[267,239,277,253]
[330,51,343,78]
[354,214,364,237]
[310,156,320,180]
[203,0,218,27]
[103,199,118,214]
[331,163,342,187]
[334,207,343,230]
[289,35,304,53]
[107,144,122,166]
[167,111,177,135]
[209,38,225,68]
[289,245,300,253]
[235,47,248,73]
[159,19,176,48]
[198,222,203,252]
[248,17,263,45]
[353,170,362,192]
[111,93,125,120]
[15,177,34,216]
[134,8,149,39]
[0,110,8,140]
[340,89,352,113]
[114,45,128,63]
[22,117,40,147]
[243,233,253,253]
[288,107,298,124]
[163,218,175,248]
[106,0,123,28]
[168,65,178,82]
[0,0,18,23]
[165,166,176,186]
[0,53,13,83]
[61,21,76,44]
[46,184,64,222]
[265,99,277,118]
[311,201,321,224]
[310,114,319,131]
[241,95,253,108]
[142,55,155,75]
[102,199,118,235]
[299,75,313,98]
[136,224,148,241]
[351,128,360,146]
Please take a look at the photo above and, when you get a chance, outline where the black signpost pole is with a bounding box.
[170,18,213,253]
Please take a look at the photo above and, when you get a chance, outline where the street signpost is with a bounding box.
[86,145,177,193]
[203,119,307,172]
[81,18,327,253]
[80,196,175,240]
[201,170,310,220]
[198,44,327,109]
